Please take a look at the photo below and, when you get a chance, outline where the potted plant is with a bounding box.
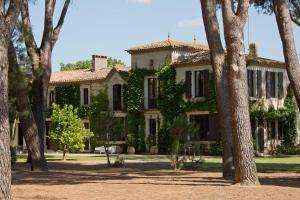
[146,134,158,154]
[127,133,135,154]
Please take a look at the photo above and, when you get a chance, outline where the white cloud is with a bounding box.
[177,17,203,28]
[128,0,153,4]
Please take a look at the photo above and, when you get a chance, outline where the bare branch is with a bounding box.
[41,0,56,51]
[53,0,71,45]
[236,0,250,20]
[21,0,39,59]
[5,0,21,35]
[221,0,235,23]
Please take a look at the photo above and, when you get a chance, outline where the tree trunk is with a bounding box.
[273,0,300,110]
[200,0,234,180]
[223,18,259,185]
[8,42,48,171]
[31,57,51,170]
[105,146,111,166]
[0,40,12,200]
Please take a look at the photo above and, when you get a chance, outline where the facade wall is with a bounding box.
[131,50,172,70]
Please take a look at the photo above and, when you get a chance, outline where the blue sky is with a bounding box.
[28,0,300,72]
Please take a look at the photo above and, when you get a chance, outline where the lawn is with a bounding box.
[16,154,300,172]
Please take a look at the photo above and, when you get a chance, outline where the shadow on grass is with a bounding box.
[12,160,300,188]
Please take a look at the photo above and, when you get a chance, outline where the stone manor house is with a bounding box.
[11,39,300,153]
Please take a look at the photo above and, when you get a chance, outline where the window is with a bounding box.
[194,70,209,98]
[148,78,158,109]
[48,90,55,107]
[278,120,284,140]
[266,71,276,98]
[83,88,89,105]
[257,70,262,98]
[247,70,262,98]
[149,59,154,70]
[185,71,192,99]
[190,115,209,141]
[113,84,122,111]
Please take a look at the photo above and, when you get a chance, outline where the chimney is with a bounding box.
[92,55,108,71]
[249,43,258,58]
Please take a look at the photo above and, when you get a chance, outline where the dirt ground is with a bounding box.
[12,160,300,200]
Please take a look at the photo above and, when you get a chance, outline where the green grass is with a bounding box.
[200,156,300,172]
[16,154,168,162]
[16,154,300,172]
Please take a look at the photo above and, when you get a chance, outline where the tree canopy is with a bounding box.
[60,57,125,71]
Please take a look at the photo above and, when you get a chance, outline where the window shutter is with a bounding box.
[185,71,192,99]
[247,70,252,97]
[266,71,271,99]
[209,113,219,141]
[257,70,262,98]
[203,70,209,98]
[278,72,284,99]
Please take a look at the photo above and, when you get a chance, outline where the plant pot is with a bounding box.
[149,146,158,154]
[127,146,135,154]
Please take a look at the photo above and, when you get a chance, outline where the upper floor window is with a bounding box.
[81,87,90,106]
[266,71,283,99]
[48,90,55,107]
[148,78,158,109]
[149,59,154,70]
[113,84,122,111]
[247,69,263,98]
[194,70,209,98]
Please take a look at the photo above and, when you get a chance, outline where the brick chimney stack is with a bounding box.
[92,55,108,71]
[249,43,258,58]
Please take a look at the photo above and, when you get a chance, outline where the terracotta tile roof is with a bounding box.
[50,68,113,85]
[127,39,209,54]
[172,51,285,69]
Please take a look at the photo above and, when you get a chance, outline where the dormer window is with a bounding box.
[149,59,154,70]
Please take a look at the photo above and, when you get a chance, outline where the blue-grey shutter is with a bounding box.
[266,71,271,99]
[257,70,262,98]
[278,72,284,99]
[185,71,192,99]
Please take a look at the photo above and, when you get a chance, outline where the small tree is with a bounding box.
[89,89,122,166]
[169,115,196,170]
[49,104,93,160]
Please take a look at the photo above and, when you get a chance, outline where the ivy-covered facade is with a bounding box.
[11,40,300,154]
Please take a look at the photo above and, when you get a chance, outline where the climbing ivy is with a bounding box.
[123,69,156,152]
[55,85,80,108]
[250,85,297,150]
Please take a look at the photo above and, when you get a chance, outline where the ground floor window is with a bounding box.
[267,120,276,140]
[190,114,209,141]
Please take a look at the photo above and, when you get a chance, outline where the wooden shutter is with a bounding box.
[203,70,209,98]
[209,113,219,141]
[266,71,271,99]
[257,70,262,98]
[278,72,284,99]
[247,70,253,97]
[185,71,192,99]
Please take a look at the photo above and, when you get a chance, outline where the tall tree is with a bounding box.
[272,0,300,113]
[0,0,21,198]
[221,0,259,185]
[200,0,234,180]
[20,0,71,171]
[8,40,45,171]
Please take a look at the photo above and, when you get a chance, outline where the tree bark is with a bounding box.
[200,0,234,180]
[0,1,21,198]
[273,0,300,110]
[0,40,12,200]
[8,42,48,171]
[221,0,259,185]
[19,0,71,171]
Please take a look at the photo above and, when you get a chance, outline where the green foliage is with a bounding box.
[250,85,297,151]
[185,80,217,112]
[55,85,80,108]
[123,69,156,152]
[60,58,125,71]
[49,104,93,160]
[89,88,123,143]
[156,65,185,123]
